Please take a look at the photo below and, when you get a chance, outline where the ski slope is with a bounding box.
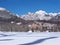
[0,32,60,45]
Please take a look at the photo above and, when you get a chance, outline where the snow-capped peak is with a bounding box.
[21,10,60,20]
[0,7,6,11]
[35,10,47,15]
[16,14,20,17]
[49,13,57,16]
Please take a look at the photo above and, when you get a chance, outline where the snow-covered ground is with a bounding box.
[0,32,60,45]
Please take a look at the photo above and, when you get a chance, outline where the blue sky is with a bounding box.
[0,0,60,15]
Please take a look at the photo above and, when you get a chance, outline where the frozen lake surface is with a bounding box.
[0,32,60,45]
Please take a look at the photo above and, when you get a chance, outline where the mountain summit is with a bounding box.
[0,7,25,23]
[0,7,6,11]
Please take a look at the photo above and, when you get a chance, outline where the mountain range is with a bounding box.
[0,7,60,32]
[0,7,60,24]
[21,10,60,21]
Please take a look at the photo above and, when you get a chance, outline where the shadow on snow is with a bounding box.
[0,39,13,41]
[18,37,57,45]
[0,34,15,37]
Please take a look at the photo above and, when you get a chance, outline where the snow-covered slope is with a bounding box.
[0,7,18,19]
[0,32,60,45]
[51,14,60,21]
[0,7,25,23]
